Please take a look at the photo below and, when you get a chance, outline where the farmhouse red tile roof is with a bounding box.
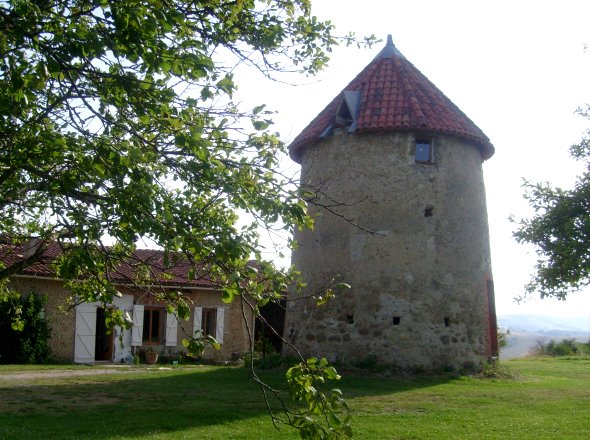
[0,241,217,288]
[289,35,494,162]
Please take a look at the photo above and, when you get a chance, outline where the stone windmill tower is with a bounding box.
[284,36,498,370]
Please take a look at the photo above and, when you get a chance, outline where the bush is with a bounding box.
[243,336,285,369]
[498,328,511,351]
[0,290,52,363]
[529,338,580,357]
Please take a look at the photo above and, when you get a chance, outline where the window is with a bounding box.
[415,138,433,163]
[142,307,163,344]
[193,306,225,343]
[443,317,450,327]
[392,316,401,326]
[202,308,217,338]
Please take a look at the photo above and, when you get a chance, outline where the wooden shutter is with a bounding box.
[165,312,178,346]
[74,303,97,363]
[193,306,203,337]
[112,295,133,362]
[215,307,225,343]
[131,305,144,347]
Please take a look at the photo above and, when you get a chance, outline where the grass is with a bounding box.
[1,357,589,439]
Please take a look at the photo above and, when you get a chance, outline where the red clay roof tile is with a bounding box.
[289,35,494,162]
[0,242,216,288]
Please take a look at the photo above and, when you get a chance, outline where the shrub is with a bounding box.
[0,290,52,364]
[243,336,285,369]
[478,361,519,379]
[529,338,580,357]
[498,328,511,351]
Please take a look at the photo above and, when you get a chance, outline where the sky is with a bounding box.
[234,0,590,321]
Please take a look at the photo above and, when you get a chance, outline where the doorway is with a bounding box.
[95,308,114,361]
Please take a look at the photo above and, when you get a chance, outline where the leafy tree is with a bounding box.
[514,105,590,300]
[0,0,374,437]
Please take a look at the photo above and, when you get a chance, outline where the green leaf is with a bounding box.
[221,286,236,303]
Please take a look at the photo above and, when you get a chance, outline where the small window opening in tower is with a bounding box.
[346,314,354,324]
[392,316,401,326]
[415,138,433,163]
[424,205,434,217]
[443,317,450,327]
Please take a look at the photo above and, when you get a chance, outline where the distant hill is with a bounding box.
[498,314,590,360]
[498,314,590,334]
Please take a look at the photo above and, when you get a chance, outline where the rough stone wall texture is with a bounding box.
[284,130,494,370]
[8,277,75,362]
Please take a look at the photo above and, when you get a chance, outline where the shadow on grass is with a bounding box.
[0,365,458,439]
[0,367,276,439]
[338,368,462,399]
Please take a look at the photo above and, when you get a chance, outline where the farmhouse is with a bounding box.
[284,36,498,370]
[0,240,253,363]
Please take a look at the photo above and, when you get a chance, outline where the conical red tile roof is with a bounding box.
[289,36,494,163]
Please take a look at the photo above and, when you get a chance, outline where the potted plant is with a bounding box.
[145,347,159,365]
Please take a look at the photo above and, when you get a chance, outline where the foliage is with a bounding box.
[498,327,511,351]
[0,287,52,364]
[243,336,285,369]
[286,357,351,439]
[0,1,377,437]
[529,337,581,357]
[243,342,349,436]
[0,0,343,323]
[477,360,519,379]
[513,105,590,299]
[244,350,285,369]
[254,334,278,355]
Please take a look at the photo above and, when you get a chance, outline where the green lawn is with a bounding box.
[1,357,589,439]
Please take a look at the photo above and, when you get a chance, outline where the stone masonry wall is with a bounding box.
[284,130,494,370]
[8,277,75,362]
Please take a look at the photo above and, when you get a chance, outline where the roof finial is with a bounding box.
[376,34,403,59]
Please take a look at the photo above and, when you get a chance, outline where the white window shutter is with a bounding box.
[74,303,97,363]
[165,312,177,346]
[131,305,144,347]
[193,307,202,337]
[215,307,225,343]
